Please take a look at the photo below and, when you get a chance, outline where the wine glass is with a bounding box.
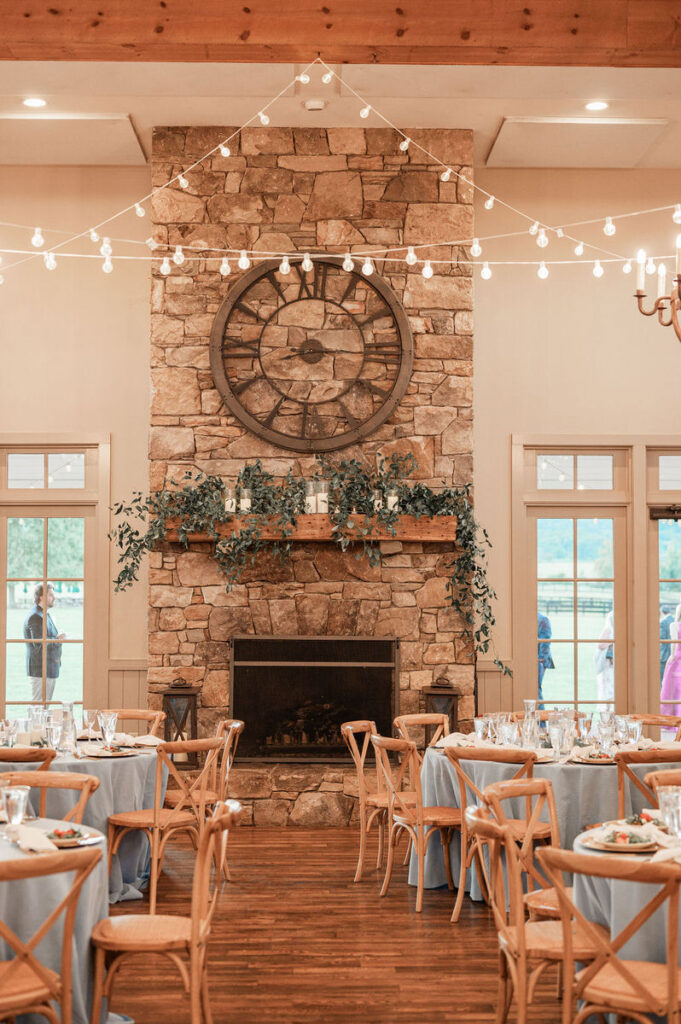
[473,718,487,742]
[82,709,97,743]
[548,721,563,761]
[2,786,29,826]
[98,711,117,749]
[629,718,643,745]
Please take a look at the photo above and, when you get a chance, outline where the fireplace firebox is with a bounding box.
[229,635,399,761]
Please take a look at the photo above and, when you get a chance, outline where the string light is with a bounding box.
[173,245,185,266]
[146,237,159,251]
[646,256,656,275]
[219,257,231,276]
[160,257,171,275]
[258,111,270,126]
[470,238,482,257]
[31,227,44,248]
[100,237,112,257]
[43,252,56,271]
[480,262,492,280]
[674,205,681,225]
[537,229,548,248]
[302,252,313,272]
[399,137,411,152]
[593,260,604,278]
[178,175,189,189]
[89,229,99,243]
[603,217,616,236]
[556,228,564,238]
[359,105,371,119]
[574,242,584,256]
[362,257,374,276]
[421,260,434,279]
[342,253,354,272]
[134,203,145,218]
[529,222,539,236]
[405,246,417,266]
[537,261,549,279]
[296,72,310,84]
[238,250,251,270]
[219,144,231,158]
[623,261,632,274]
[484,196,495,210]
[0,274,4,285]
[322,71,333,84]
[279,255,290,274]
[102,256,113,274]
[441,169,452,182]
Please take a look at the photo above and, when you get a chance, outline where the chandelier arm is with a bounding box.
[671,303,681,343]
[635,292,663,317]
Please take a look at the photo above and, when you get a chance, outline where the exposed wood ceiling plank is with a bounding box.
[1,0,680,66]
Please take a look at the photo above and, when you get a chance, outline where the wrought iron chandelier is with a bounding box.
[635,245,681,344]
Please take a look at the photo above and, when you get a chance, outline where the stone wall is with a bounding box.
[149,126,475,823]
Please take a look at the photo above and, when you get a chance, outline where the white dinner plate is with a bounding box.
[44,825,105,848]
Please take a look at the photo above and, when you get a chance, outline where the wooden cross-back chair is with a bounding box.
[468,808,605,1024]
[614,749,681,819]
[108,737,223,913]
[0,846,102,1024]
[644,766,681,798]
[629,713,681,742]
[0,770,99,823]
[538,844,681,1024]
[393,713,450,765]
[101,708,166,736]
[483,777,566,921]
[372,734,459,914]
[0,747,56,769]
[91,800,242,1024]
[341,720,389,882]
[444,746,539,922]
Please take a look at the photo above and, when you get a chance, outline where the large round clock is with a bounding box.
[209,256,413,452]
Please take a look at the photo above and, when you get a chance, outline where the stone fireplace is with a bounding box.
[148,125,474,824]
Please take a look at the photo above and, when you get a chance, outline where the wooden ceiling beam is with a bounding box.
[1,1,681,66]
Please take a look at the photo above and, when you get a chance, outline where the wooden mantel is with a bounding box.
[2,1,681,66]
[163,513,457,544]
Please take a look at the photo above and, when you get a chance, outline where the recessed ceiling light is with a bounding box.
[23,97,46,108]
[585,100,608,111]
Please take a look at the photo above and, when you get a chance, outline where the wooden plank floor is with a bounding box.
[109,828,561,1024]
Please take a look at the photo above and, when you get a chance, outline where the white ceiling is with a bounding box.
[2,62,681,168]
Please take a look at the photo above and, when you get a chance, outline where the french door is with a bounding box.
[528,506,628,712]
[0,505,95,717]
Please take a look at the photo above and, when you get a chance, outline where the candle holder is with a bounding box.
[634,278,681,343]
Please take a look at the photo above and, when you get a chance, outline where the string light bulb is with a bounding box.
[529,221,539,236]
[480,262,492,280]
[302,252,313,272]
[603,216,616,236]
[135,203,145,218]
[43,252,57,271]
[100,237,112,257]
[484,196,495,210]
[399,137,411,152]
[622,261,632,274]
[219,257,231,277]
[279,255,290,275]
[342,253,354,272]
[146,237,159,251]
[258,111,270,126]
[89,229,99,243]
[238,250,251,270]
[646,256,656,275]
[219,144,231,157]
[674,204,681,225]
[0,274,4,286]
[102,256,113,274]
[593,260,604,278]
[405,246,417,266]
[421,260,434,279]
[537,261,549,279]
[160,257,171,275]
[470,238,482,258]
[574,241,584,256]
[31,227,44,248]
[173,245,185,266]
[178,174,189,189]
[362,257,374,276]
[296,72,310,84]
[556,228,564,238]
[537,228,548,248]
[359,105,371,119]
[322,71,333,84]
[440,168,451,182]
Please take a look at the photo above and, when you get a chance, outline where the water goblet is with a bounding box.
[548,722,563,761]
[82,709,97,742]
[5,721,17,748]
[599,722,615,757]
[523,699,537,718]
[98,711,117,749]
[473,718,487,742]
[629,718,643,745]
[521,716,539,749]
[2,786,29,826]
[46,722,61,749]
[614,715,629,745]
[499,721,519,747]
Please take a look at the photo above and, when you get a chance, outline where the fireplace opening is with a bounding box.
[230,635,399,761]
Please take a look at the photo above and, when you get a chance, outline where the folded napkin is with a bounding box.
[5,825,57,853]
[133,734,163,747]
[113,732,138,747]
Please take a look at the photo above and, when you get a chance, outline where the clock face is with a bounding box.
[209,257,413,452]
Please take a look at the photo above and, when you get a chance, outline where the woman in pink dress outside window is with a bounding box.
[661,603,681,721]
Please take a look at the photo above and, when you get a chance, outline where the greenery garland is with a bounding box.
[109,453,510,676]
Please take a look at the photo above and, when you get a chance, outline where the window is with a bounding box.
[0,445,100,718]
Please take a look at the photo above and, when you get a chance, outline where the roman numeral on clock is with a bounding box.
[222,335,259,358]
[300,402,324,438]
[263,396,285,428]
[364,342,402,366]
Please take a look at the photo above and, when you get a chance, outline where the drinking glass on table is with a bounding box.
[82,709,97,742]
[614,715,629,745]
[4,721,17,748]
[629,718,643,745]
[599,721,615,756]
[473,718,487,742]
[523,699,537,718]
[548,720,564,760]
[657,786,681,839]
[521,715,538,749]
[98,711,117,748]
[46,722,61,749]
[499,721,519,746]
[1,786,29,826]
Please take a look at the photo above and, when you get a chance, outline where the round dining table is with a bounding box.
[410,747,681,898]
[0,746,164,903]
[0,817,109,1024]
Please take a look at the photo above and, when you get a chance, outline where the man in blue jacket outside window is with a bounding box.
[538,612,554,707]
[23,583,64,702]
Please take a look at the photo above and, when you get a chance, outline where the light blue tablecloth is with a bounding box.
[410,748,679,899]
[0,817,108,1024]
[0,748,164,903]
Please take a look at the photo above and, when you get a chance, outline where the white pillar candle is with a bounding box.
[239,494,251,513]
[636,249,646,291]
[386,491,399,511]
[304,493,317,514]
[317,491,329,514]
[224,492,236,514]
[658,262,667,298]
